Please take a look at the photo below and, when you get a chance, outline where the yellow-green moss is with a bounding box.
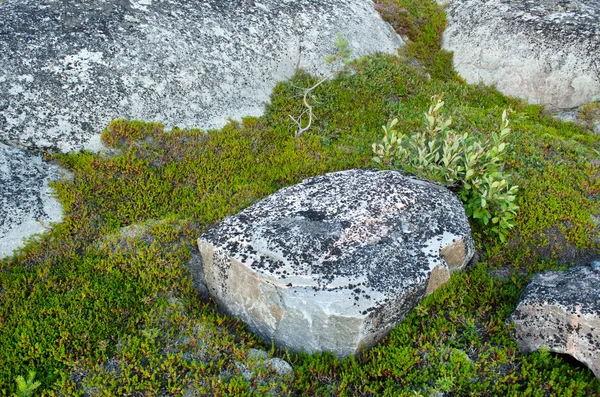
[578,101,600,131]
[375,0,457,81]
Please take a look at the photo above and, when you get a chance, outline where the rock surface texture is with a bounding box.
[0,0,402,153]
[511,266,600,377]
[197,169,474,357]
[442,0,600,109]
[0,143,64,258]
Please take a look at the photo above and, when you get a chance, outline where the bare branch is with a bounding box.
[290,33,352,138]
[291,73,334,138]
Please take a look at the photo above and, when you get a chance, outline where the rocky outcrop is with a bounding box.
[0,143,64,258]
[442,0,600,110]
[511,265,600,378]
[197,169,474,357]
[0,0,402,153]
[0,0,403,256]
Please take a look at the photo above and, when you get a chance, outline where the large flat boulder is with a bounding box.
[197,169,474,357]
[511,266,600,378]
[0,143,64,258]
[442,0,600,109]
[0,0,403,153]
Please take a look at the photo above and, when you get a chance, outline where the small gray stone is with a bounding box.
[552,109,579,123]
[197,169,474,357]
[248,348,269,361]
[591,261,600,271]
[267,358,293,377]
[234,349,293,381]
[511,266,600,378]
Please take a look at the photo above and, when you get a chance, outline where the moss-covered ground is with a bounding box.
[1,1,600,395]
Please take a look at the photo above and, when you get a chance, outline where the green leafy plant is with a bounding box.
[373,95,519,242]
[14,371,41,397]
[290,33,353,138]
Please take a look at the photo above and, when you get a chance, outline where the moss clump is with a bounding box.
[1,50,599,397]
[375,0,456,81]
[577,101,600,132]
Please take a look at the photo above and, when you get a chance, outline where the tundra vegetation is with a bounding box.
[1,0,599,395]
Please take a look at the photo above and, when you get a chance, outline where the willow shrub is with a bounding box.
[373,96,519,242]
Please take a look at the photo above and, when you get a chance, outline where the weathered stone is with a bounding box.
[511,266,600,378]
[442,0,600,109]
[0,0,403,153]
[267,357,293,377]
[0,143,65,259]
[197,169,474,357]
[235,348,294,381]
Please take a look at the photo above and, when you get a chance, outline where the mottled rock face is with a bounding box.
[511,266,600,378]
[0,0,402,153]
[0,143,65,258]
[442,0,600,109]
[197,169,474,357]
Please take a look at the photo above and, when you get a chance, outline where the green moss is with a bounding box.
[1,42,599,397]
[100,119,165,148]
[375,0,457,81]
[578,101,600,132]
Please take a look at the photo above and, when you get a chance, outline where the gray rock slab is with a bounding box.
[0,0,403,153]
[0,143,64,258]
[442,0,600,109]
[511,266,600,378]
[197,169,474,357]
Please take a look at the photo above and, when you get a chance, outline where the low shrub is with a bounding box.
[373,96,519,242]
